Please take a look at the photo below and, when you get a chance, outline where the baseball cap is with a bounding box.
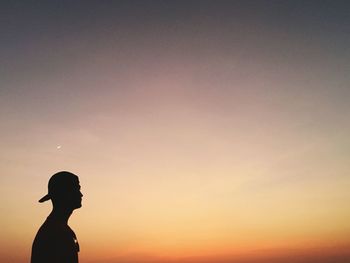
[39,171,79,203]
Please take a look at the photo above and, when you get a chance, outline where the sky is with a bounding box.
[1,1,350,262]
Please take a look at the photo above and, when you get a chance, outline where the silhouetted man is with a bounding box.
[31,171,83,263]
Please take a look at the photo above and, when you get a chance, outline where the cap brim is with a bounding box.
[38,194,51,203]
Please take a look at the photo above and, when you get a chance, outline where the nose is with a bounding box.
[80,191,83,197]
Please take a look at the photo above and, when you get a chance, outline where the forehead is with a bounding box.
[69,177,80,188]
[60,181,80,193]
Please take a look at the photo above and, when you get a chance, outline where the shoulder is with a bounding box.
[34,220,61,240]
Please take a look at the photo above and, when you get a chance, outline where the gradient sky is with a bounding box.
[1,1,350,263]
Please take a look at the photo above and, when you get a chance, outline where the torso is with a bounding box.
[31,216,79,263]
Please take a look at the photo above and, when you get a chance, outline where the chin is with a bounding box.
[73,202,82,209]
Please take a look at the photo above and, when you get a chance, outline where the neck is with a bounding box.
[49,206,73,224]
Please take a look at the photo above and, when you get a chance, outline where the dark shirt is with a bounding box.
[31,215,79,263]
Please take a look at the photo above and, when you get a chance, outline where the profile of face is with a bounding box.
[67,178,83,209]
[52,177,83,210]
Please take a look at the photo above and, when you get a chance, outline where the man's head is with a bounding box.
[39,171,83,210]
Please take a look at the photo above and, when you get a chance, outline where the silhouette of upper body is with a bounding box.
[31,171,83,263]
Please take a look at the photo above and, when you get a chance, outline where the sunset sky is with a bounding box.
[1,1,350,263]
